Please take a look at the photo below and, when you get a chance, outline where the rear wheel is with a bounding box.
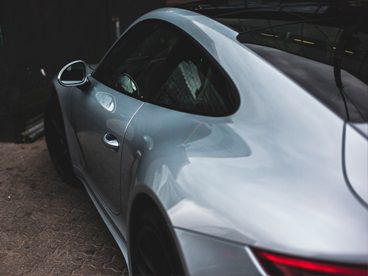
[131,208,184,276]
[44,88,80,186]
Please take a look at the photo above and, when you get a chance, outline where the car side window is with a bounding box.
[151,34,238,116]
[94,20,238,116]
[93,21,179,100]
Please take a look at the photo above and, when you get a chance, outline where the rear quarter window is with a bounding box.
[150,26,239,117]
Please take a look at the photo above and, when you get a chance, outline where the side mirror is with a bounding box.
[57,60,88,87]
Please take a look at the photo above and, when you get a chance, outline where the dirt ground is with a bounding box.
[0,138,128,275]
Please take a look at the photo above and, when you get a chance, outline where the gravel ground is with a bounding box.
[0,138,128,275]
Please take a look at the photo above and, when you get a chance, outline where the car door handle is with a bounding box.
[103,133,119,151]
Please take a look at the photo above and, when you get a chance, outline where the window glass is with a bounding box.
[340,30,368,122]
[93,21,179,99]
[152,37,237,116]
[94,20,238,116]
[237,18,368,122]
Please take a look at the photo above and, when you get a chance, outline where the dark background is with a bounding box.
[0,0,353,141]
[0,0,171,142]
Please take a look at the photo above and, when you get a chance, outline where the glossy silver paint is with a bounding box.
[53,8,368,275]
[344,124,368,206]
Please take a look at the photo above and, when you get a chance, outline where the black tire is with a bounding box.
[131,208,185,276]
[44,88,80,186]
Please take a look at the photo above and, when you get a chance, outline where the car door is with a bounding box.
[70,21,177,215]
[71,79,142,215]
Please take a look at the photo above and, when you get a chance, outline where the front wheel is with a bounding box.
[131,208,184,276]
[44,88,80,186]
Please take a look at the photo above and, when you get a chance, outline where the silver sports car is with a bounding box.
[45,5,368,276]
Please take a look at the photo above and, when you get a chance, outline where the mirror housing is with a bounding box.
[57,60,88,87]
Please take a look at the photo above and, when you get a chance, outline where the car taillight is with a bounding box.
[252,248,368,276]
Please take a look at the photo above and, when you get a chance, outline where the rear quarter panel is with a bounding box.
[126,8,368,264]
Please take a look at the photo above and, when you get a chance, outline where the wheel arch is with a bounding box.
[49,78,87,171]
[127,187,188,275]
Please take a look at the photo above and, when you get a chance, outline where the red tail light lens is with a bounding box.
[252,248,368,276]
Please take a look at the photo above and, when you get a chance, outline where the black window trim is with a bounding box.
[92,18,240,117]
